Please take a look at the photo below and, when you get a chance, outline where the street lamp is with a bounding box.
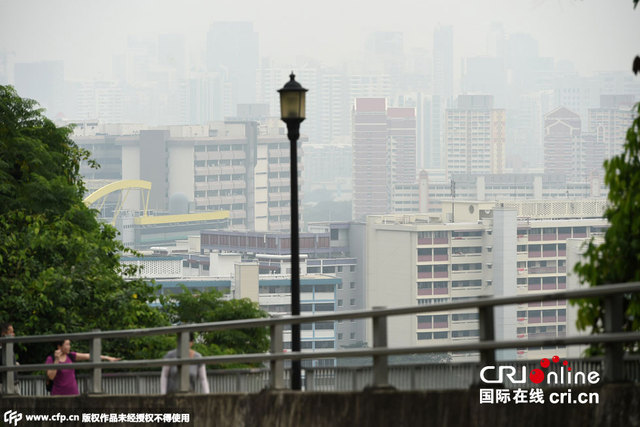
[278,72,307,391]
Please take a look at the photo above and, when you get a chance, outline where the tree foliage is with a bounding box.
[0,85,169,364]
[573,102,640,354]
[162,286,270,365]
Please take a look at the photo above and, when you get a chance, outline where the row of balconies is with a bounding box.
[194,166,247,176]
[195,181,247,191]
[195,151,246,161]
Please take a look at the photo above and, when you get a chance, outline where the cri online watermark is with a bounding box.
[479,355,600,405]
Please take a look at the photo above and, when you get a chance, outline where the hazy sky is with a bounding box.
[1,0,639,80]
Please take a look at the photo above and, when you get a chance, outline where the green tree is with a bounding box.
[573,102,640,355]
[0,85,170,364]
[162,286,270,365]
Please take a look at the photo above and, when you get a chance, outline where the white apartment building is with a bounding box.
[73,121,304,233]
[366,199,608,361]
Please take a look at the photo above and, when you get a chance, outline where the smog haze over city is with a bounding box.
[1,0,638,79]
[1,0,640,375]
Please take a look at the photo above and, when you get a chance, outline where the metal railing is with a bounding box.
[11,358,640,396]
[2,281,640,395]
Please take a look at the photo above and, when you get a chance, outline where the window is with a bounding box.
[350,265,356,272]
[338,333,343,340]
[451,312,479,321]
[315,303,334,312]
[350,282,355,289]
[452,329,479,338]
[337,299,343,307]
[350,333,355,339]
[330,229,340,240]
[315,285,333,293]
[417,332,432,340]
[350,298,355,306]
[315,341,334,349]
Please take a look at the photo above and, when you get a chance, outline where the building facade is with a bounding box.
[73,121,304,233]
[365,200,608,361]
[445,95,506,177]
[352,98,417,220]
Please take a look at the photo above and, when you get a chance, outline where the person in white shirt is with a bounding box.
[160,333,209,394]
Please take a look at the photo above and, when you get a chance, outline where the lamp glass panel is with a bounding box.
[279,91,306,119]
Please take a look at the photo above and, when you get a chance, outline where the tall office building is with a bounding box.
[445,95,506,177]
[207,22,259,106]
[430,25,454,169]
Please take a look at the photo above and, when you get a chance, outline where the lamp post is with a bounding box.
[278,72,307,391]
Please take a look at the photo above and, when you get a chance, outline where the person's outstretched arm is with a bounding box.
[74,352,120,362]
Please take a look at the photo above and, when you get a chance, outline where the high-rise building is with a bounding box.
[352,98,390,219]
[388,107,417,186]
[206,22,259,106]
[588,95,636,159]
[544,107,604,181]
[352,99,417,220]
[433,25,453,105]
[430,26,453,171]
[543,107,581,177]
[445,95,506,177]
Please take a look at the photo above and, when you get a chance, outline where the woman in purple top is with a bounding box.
[45,339,120,396]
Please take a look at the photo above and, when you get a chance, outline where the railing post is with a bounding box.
[372,306,389,388]
[2,340,16,395]
[178,331,190,393]
[306,369,314,391]
[478,305,496,383]
[269,323,284,389]
[90,329,102,394]
[604,294,624,382]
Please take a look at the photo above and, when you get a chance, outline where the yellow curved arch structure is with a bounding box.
[84,180,152,225]
[84,180,230,227]
[84,180,152,206]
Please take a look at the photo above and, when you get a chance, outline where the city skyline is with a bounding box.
[1,0,638,82]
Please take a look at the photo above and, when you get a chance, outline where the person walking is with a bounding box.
[160,333,209,394]
[45,339,120,396]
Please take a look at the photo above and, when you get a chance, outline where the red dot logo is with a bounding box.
[540,358,550,368]
[552,355,560,363]
[529,368,545,384]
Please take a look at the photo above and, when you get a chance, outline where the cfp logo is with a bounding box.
[4,410,23,426]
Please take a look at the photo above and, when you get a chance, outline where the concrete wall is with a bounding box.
[492,207,518,360]
[2,385,639,427]
[366,222,415,348]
